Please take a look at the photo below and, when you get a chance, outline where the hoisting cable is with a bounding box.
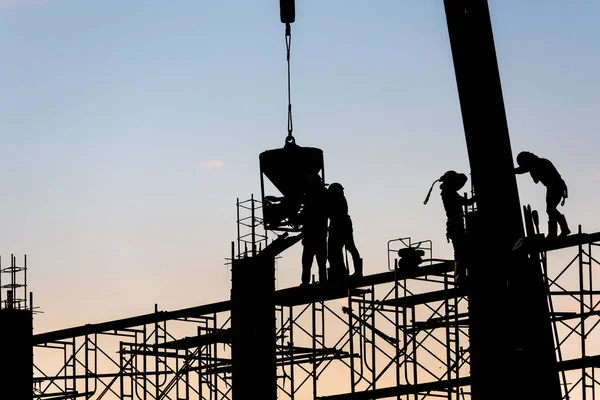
[285,23,293,143]
[280,0,296,143]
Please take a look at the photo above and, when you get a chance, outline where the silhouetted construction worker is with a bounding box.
[424,171,476,281]
[515,151,570,238]
[327,182,363,281]
[299,173,328,286]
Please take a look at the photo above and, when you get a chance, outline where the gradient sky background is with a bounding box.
[1,0,599,342]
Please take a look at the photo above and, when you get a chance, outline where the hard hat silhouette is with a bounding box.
[516,151,537,167]
[328,182,344,192]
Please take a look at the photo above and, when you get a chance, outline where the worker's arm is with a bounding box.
[561,183,568,206]
[517,164,540,183]
[464,196,476,206]
[458,194,476,206]
[265,195,285,203]
[514,166,528,174]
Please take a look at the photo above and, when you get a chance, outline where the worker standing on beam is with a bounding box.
[424,171,476,282]
[326,182,363,281]
[514,151,571,238]
[299,173,328,286]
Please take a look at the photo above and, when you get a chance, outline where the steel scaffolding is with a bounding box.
[32,263,465,400]
[31,197,600,400]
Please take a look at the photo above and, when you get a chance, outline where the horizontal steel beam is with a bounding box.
[275,261,455,306]
[411,317,470,332]
[189,351,354,376]
[551,310,600,323]
[33,300,230,345]
[514,231,600,253]
[381,287,465,307]
[156,329,232,349]
[34,369,175,382]
[33,261,454,344]
[558,355,600,371]
[317,377,471,400]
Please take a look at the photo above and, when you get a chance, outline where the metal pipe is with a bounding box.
[579,224,587,400]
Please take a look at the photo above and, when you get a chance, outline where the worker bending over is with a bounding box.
[515,151,570,238]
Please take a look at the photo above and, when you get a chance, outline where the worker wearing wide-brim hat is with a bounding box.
[424,170,476,282]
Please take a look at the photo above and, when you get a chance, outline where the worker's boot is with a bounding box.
[301,267,310,287]
[352,258,363,279]
[547,219,557,239]
[557,214,571,237]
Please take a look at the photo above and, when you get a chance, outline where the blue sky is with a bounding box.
[0,0,599,336]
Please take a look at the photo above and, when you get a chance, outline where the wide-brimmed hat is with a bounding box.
[439,170,467,191]
[423,170,468,204]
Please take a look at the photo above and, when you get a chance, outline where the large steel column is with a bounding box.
[443,1,560,399]
[230,254,277,400]
[0,307,33,397]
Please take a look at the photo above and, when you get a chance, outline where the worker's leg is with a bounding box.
[328,228,346,281]
[316,234,328,283]
[546,187,562,238]
[449,224,466,281]
[301,240,315,285]
[557,213,571,237]
[344,229,362,277]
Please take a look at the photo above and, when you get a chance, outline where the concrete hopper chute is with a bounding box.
[259,138,325,232]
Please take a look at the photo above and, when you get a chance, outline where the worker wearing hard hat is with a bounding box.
[299,173,329,286]
[514,151,570,239]
[327,182,363,281]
